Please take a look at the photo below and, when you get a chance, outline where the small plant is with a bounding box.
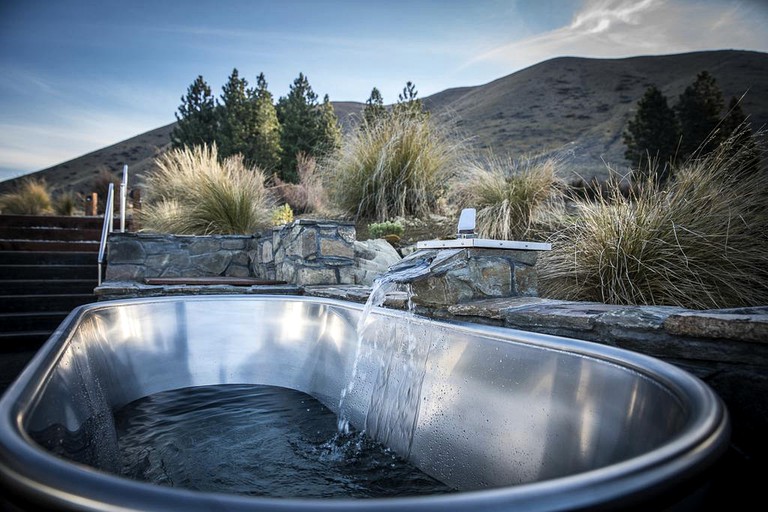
[323,110,466,221]
[0,178,53,215]
[140,144,274,235]
[367,220,404,239]
[271,203,294,226]
[452,154,563,240]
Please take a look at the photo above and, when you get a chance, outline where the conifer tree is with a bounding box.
[245,73,282,171]
[393,81,425,118]
[721,95,761,176]
[218,68,250,159]
[276,73,324,182]
[623,85,680,183]
[318,94,342,155]
[675,71,725,160]
[172,75,217,149]
[362,87,387,126]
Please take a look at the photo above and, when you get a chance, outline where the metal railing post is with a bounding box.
[98,183,115,286]
[120,164,127,233]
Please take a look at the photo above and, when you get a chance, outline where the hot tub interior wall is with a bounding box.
[26,298,689,491]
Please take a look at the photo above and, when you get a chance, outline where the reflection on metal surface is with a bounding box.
[0,295,729,511]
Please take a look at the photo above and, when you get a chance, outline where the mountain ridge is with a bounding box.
[2,49,766,196]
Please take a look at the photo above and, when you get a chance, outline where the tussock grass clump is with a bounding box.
[140,144,274,235]
[53,190,80,216]
[324,112,466,221]
[452,155,563,240]
[0,178,53,215]
[540,132,768,309]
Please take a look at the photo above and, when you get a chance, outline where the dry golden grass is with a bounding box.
[323,112,467,221]
[140,144,274,235]
[0,178,53,215]
[539,131,768,309]
[452,154,564,240]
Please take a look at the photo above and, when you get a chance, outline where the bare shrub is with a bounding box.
[271,152,328,215]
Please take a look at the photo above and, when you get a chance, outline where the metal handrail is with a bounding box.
[97,182,115,286]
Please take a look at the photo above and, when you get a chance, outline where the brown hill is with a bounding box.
[2,49,766,196]
[425,49,768,175]
[0,123,174,197]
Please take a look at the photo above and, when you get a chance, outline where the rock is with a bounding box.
[665,311,768,343]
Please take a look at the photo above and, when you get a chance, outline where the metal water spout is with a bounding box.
[457,208,477,239]
[416,208,551,251]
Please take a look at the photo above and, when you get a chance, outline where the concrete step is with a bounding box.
[0,251,96,265]
[0,240,99,252]
[0,226,102,241]
[0,331,52,351]
[0,312,68,332]
[0,264,96,280]
[1,279,97,295]
[0,294,95,313]
[0,349,40,394]
[0,214,106,230]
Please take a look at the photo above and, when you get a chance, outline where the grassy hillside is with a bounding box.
[426,50,768,177]
[0,123,174,197]
[2,50,765,196]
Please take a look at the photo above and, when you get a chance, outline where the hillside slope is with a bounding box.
[425,50,768,173]
[2,50,765,196]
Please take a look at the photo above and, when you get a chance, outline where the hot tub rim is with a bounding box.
[0,295,730,512]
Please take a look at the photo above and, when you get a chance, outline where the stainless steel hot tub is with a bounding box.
[0,295,729,511]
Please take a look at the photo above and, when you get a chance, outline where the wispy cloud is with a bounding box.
[468,0,768,71]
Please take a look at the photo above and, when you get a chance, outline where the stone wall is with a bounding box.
[104,220,401,287]
[105,233,258,281]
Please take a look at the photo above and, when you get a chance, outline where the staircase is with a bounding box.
[0,215,112,389]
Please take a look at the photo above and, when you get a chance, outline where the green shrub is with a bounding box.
[368,220,404,239]
[539,131,768,309]
[452,155,563,240]
[0,178,53,215]
[140,144,274,235]
[323,111,466,221]
[271,203,294,226]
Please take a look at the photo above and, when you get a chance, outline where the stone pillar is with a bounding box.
[261,219,357,286]
[396,248,542,308]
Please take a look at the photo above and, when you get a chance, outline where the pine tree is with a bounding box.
[721,95,761,177]
[393,81,425,118]
[244,73,282,172]
[218,68,251,159]
[318,94,342,155]
[276,73,323,182]
[362,87,387,127]
[675,71,725,160]
[171,75,217,149]
[623,85,680,183]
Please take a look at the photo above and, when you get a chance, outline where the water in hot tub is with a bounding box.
[115,383,455,498]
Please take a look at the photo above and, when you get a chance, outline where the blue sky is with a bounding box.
[1,0,767,181]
